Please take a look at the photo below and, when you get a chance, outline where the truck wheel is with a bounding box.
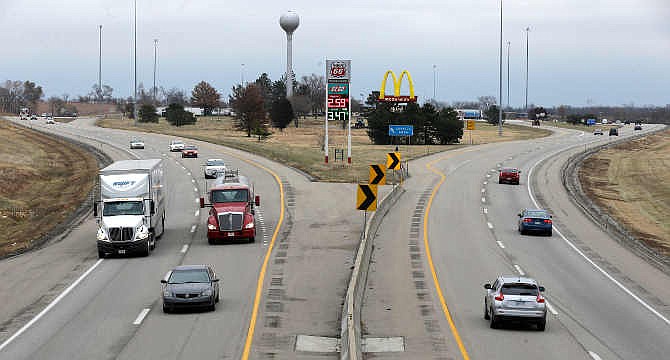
[208,237,215,245]
[98,249,106,259]
[162,304,170,313]
[141,239,150,256]
[248,237,255,243]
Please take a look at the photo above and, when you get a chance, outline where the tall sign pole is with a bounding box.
[525,26,530,112]
[326,60,351,164]
[133,0,138,125]
[153,39,158,102]
[498,0,503,136]
[98,25,102,99]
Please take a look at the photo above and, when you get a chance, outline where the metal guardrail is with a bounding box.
[340,184,406,360]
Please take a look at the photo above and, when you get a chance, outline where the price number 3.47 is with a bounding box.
[327,111,349,121]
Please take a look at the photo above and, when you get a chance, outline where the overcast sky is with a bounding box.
[1,0,668,107]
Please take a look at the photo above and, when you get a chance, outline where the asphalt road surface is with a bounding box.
[0,117,364,360]
[363,122,670,360]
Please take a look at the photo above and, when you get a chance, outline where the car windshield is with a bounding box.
[212,189,248,203]
[501,283,539,296]
[525,210,548,218]
[168,269,210,284]
[172,140,183,145]
[207,160,225,166]
[103,201,144,216]
[184,145,197,150]
[502,168,517,173]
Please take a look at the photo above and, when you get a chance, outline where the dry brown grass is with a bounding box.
[0,120,98,256]
[98,116,550,182]
[579,129,670,257]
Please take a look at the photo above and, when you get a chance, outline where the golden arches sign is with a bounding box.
[379,70,417,103]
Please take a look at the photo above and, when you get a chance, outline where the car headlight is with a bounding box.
[201,289,212,296]
[163,289,172,297]
[208,223,217,230]
[96,228,108,241]
[136,225,149,239]
[244,222,254,229]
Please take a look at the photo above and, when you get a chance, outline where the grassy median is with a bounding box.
[98,116,550,182]
[0,119,97,257]
[579,129,670,257]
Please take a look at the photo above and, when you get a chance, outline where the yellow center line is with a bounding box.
[424,155,471,360]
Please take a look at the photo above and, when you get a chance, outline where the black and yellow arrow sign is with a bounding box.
[369,164,386,185]
[386,152,401,170]
[356,184,377,211]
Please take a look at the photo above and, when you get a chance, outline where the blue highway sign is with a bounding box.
[388,125,414,136]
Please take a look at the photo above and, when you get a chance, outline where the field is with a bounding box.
[0,119,98,257]
[579,129,670,257]
[98,116,551,182]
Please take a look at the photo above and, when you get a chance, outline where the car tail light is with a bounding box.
[544,219,552,224]
[536,295,545,303]
[523,218,532,223]
[494,293,504,301]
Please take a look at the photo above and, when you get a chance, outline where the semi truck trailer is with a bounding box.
[94,159,166,258]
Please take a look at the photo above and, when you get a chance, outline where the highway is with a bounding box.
[0,117,363,359]
[363,123,670,359]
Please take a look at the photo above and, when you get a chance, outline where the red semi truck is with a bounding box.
[200,170,260,244]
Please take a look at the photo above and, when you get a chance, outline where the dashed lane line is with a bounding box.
[546,301,558,315]
[194,210,200,217]
[496,241,505,249]
[132,308,151,325]
[487,222,494,229]
[190,225,196,233]
[181,245,189,253]
[514,264,525,276]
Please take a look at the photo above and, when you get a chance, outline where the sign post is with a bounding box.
[326,60,351,164]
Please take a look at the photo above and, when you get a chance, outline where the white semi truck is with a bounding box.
[94,159,166,258]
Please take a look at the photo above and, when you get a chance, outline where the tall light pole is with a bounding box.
[498,0,503,136]
[241,63,245,86]
[153,39,158,103]
[133,0,138,125]
[98,25,102,101]
[525,26,530,112]
[506,41,510,110]
[279,11,299,98]
[432,65,437,100]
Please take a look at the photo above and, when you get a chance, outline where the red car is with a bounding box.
[499,168,521,185]
[181,145,198,158]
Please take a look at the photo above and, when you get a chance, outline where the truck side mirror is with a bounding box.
[538,286,545,292]
[150,200,155,215]
[93,202,98,217]
[255,195,260,207]
[484,284,492,290]
[199,197,205,209]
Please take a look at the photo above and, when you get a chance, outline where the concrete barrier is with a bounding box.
[340,184,405,360]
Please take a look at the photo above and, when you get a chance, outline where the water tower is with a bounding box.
[279,11,299,97]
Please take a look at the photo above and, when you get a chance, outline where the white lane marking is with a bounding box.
[0,259,104,351]
[487,222,494,229]
[133,308,151,325]
[490,169,496,172]
[195,198,200,203]
[191,179,195,183]
[481,197,486,203]
[588,351,603,360]
[483,181,488,185]
[195,210,200,217]
[578,131,585,137]
[514,264,525,276]
[546,301,558,315]
[181,244,189,253]
[486,174,491,178]
[481,188,486,193]
[483,208,488,214]
[496,241,505,249]
[193,187,198,192]
[187,172,191,176]
[190,225,196,233]
[527,148,670,326]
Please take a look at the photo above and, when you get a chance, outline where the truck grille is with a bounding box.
[108,227,135,241]
[218,212,243,231]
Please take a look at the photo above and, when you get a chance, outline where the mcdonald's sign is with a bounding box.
[378,70,417,103]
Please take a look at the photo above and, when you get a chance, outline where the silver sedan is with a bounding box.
[484,276,547,331]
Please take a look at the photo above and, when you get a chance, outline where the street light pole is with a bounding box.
[153,38,158,103]
[133,0,138,125]
[506,41,510,110]
[98,25,102,100]
[241,63,245,86]
[432,64,437,100]
[498,0,503,136]
[525,26,530,112]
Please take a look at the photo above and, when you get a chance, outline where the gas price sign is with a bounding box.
[326,60,351,122]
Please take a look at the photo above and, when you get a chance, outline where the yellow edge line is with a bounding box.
[424,156,471,360]
[202,146,284,360]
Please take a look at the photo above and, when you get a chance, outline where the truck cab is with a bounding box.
[201,171,259,244]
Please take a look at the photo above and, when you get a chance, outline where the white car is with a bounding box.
[130,138,145,149]
[169,140,185,152]
[46,117,55,124]
[204,159,227,179]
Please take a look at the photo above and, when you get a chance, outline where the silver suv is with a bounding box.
[484,276,547,331]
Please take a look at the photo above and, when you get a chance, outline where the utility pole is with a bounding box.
[153,39,158,102]
[432,64,437,100]
[525,26,530,112]
[498,0,503,136]
[98,25,102,101]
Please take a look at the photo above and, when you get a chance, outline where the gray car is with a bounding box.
[161,265,220,313]
[484,276,547,331]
